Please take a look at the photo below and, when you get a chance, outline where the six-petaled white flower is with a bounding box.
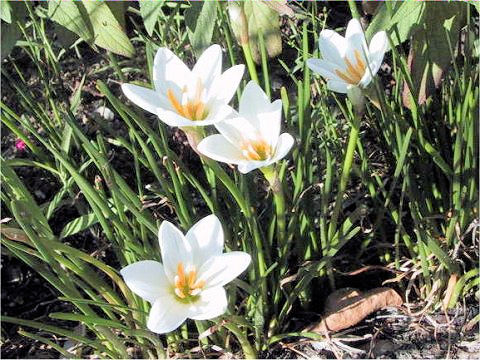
[307,18,388,94]
[120,215,251,334]
[122,45,245,127]
[197,81,294,174]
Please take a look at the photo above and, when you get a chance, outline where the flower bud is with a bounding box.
[227,2,249,46]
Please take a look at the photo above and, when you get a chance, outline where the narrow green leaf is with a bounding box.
[139,0,164,36]
[50,312,128,330]
[59,213,98,239]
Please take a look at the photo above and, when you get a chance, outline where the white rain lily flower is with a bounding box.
[121,45,245,127]
[307,18,388,94]
[197,81,294,174]
[120,215,251,334]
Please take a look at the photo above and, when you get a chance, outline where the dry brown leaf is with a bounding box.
[442,273,458,311]
[0,226,29,243]
[263,0,295,17]
[305,287,403,334]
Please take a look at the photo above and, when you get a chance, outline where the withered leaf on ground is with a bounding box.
[305,287,403,334]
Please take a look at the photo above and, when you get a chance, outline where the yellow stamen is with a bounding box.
[344,57,363,81]
[194,102,206,120]
[173,262,206,300]
[335,69,357,84]
[354,50,366,74]
[187,270,196,288]
[193,279,206,289]
[175,288,186,299]
[176,263,185,287]
[241,139,273,161]
[334,49,367,85]
[167,89,186,117]
[166,79,208,121]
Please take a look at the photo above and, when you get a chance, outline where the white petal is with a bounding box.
[156,107,197,127]
[237,160,271,174]
[147,295,189,334]
[156,105,232,128]
[326,80,348,94]
[197,134,245,164]
[359,70,373,88]
[120,261,169,303]
[257,99,282,149]
[192,45,222,90]
[345,18,368,56]
[215,116,260,147]
[239,81,271,121]
[203,103,236,125]
[153,48,191,94]
[186,214,224,267]
[198,252,251,289]
[208,65,245,104]
[319,29,347,65]
[306,59,342,82]
[367,31,388,76]
[122,84,168,115]
[271,133,294,163]
[158,221,192,281]
[189,287,227,320]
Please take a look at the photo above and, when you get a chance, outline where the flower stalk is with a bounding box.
[242,42,260,84]
[327,110,361,244]
[223,322,257,359]
[261,165,287,252]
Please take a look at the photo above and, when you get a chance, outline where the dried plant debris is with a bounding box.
[306,287,403,334]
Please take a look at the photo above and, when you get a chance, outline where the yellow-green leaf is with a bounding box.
[83,1,134,58]
[243,0,282,64]
[48,0,94,43]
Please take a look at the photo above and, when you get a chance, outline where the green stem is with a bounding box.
[261,165,287,336]
[242,42,259,84]
[224,323,257,359]
[327,113,361,245]
[204,159,268,343]
[206,160,267,275]
[258,30,271,99]
[262,166,286,251]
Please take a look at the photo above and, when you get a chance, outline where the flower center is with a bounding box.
[167,79,208,121]
[174,262,205,301]
[240,139,273,161]
[334,49,366,85]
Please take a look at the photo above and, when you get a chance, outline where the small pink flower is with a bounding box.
[15,139,26,151]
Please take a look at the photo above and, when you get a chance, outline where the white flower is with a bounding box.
[120,215,251,334]
[307,18,388,93]
[121,45,245,127]
[197,81,294,174]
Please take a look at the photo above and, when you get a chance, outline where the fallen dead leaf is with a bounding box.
[0,227,29,243]
[264,0,295,17]
[305,287,403,334]
[442,273,458,311]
